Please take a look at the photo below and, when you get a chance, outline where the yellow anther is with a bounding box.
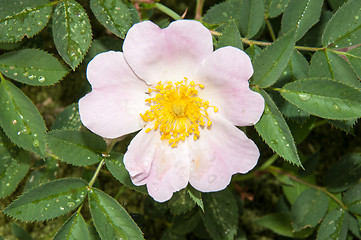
[140,78,218,147]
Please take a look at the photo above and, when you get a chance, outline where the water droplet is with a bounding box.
[7,26,13,31]
[67,195,72,199]
[55,198,59,203]
[298,93,311,101]
[333,103,341,111]
[286,144,290,147]
[271,140,278,145]
[60,206,65,210]
[13,72,18,76]
[6,183,10,187]
[33,133,37,137]
[17,27,22,31]
[208,174,216,183]
[37,21,43,26]
[38,76,45,82]
[29,75,35,80]
[23,72,29,77]
[355,16,359,20]
[9,66,15,69]
[67,202,75,207]
[26,26,31,31]
[12,119,17,125]
[33,139,39,147]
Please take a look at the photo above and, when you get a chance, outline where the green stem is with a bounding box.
[259,153,278,171]
[265,18,276,42]
[269,166,347,209]
[154,3,181,20]
[195,0,205,20]
[211,31,324,52]
[88,139,117,188]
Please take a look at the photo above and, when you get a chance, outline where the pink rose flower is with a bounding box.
[78,20,264,202]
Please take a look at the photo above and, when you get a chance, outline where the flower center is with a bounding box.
[140,78,218,147]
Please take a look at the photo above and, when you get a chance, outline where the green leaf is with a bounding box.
[171,211,202,235]
[251,30,296,88]
[291,188,329,231]
[168,189,196,215]
[255,90,301,166]
[51,103,82,130]
[0,131,30,198]
[0,79,46,156]
[255,212,313,238]
[187,186,204,211]
[52,0,92,70]
[342,182,361,215]
[317,209,348,240]
[348,214,361,239]
[282,176,314,204]
[346,45,361,79]
[4,178,88,221]
[322,0,361,48]
[280,79,361,120]
[309,50,361,88]
[47,130,106,166]
[0,49,69,86]
[11,222,32,240]
[202,0,242,25]
[105,152,147,194]
[88,187,144,240]
[324,153,361,193]
[0,0,52,42]
[201,189,238,240]
[265,0,290,18]
[90,0,139,39]
[281,0,323,41]
[54,212,90,240]
[216,21,243,50]
[239,0,265,38]
[24,156,58,191]
[245,44,262,60]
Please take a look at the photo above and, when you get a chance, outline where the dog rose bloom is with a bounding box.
[79,20,264,202]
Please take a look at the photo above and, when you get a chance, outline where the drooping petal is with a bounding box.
[197,46,264,126]
[123,20,213,84]
[189,114,259,192]
[124,129,191,202]
[78,51,148,139]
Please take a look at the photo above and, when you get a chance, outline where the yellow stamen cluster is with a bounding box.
[140,78,218,147]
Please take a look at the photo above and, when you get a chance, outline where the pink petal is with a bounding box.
[197,46,264,126]
[123,20,213,84]
[189,115,259,192]
[78,51,148,139]
[124,129,190,202]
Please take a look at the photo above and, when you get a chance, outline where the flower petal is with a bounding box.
[78,51,148,139]
[124,129,191,202]
[123,20,213,84]
[197,46,264,126]
[189,115,259,192]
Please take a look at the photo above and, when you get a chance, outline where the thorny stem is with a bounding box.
[265,18,276,41]
[269,166,347,209]
[155,3,182,20]
[195,0,205,20]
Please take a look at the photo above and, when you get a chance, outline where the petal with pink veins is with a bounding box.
[189,114,259,192]
[197,46,264,126]
[123,20,213,84]
[78,51,148,139]
[124,129,191,202]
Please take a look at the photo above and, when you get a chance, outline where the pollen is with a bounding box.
[140,78,218,147]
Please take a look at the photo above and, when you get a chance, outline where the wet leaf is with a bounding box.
[53,212,90,240]
[53,0,92,70]
[0,79,46,156]
[0,0,51,42]
[0,49,69,86]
